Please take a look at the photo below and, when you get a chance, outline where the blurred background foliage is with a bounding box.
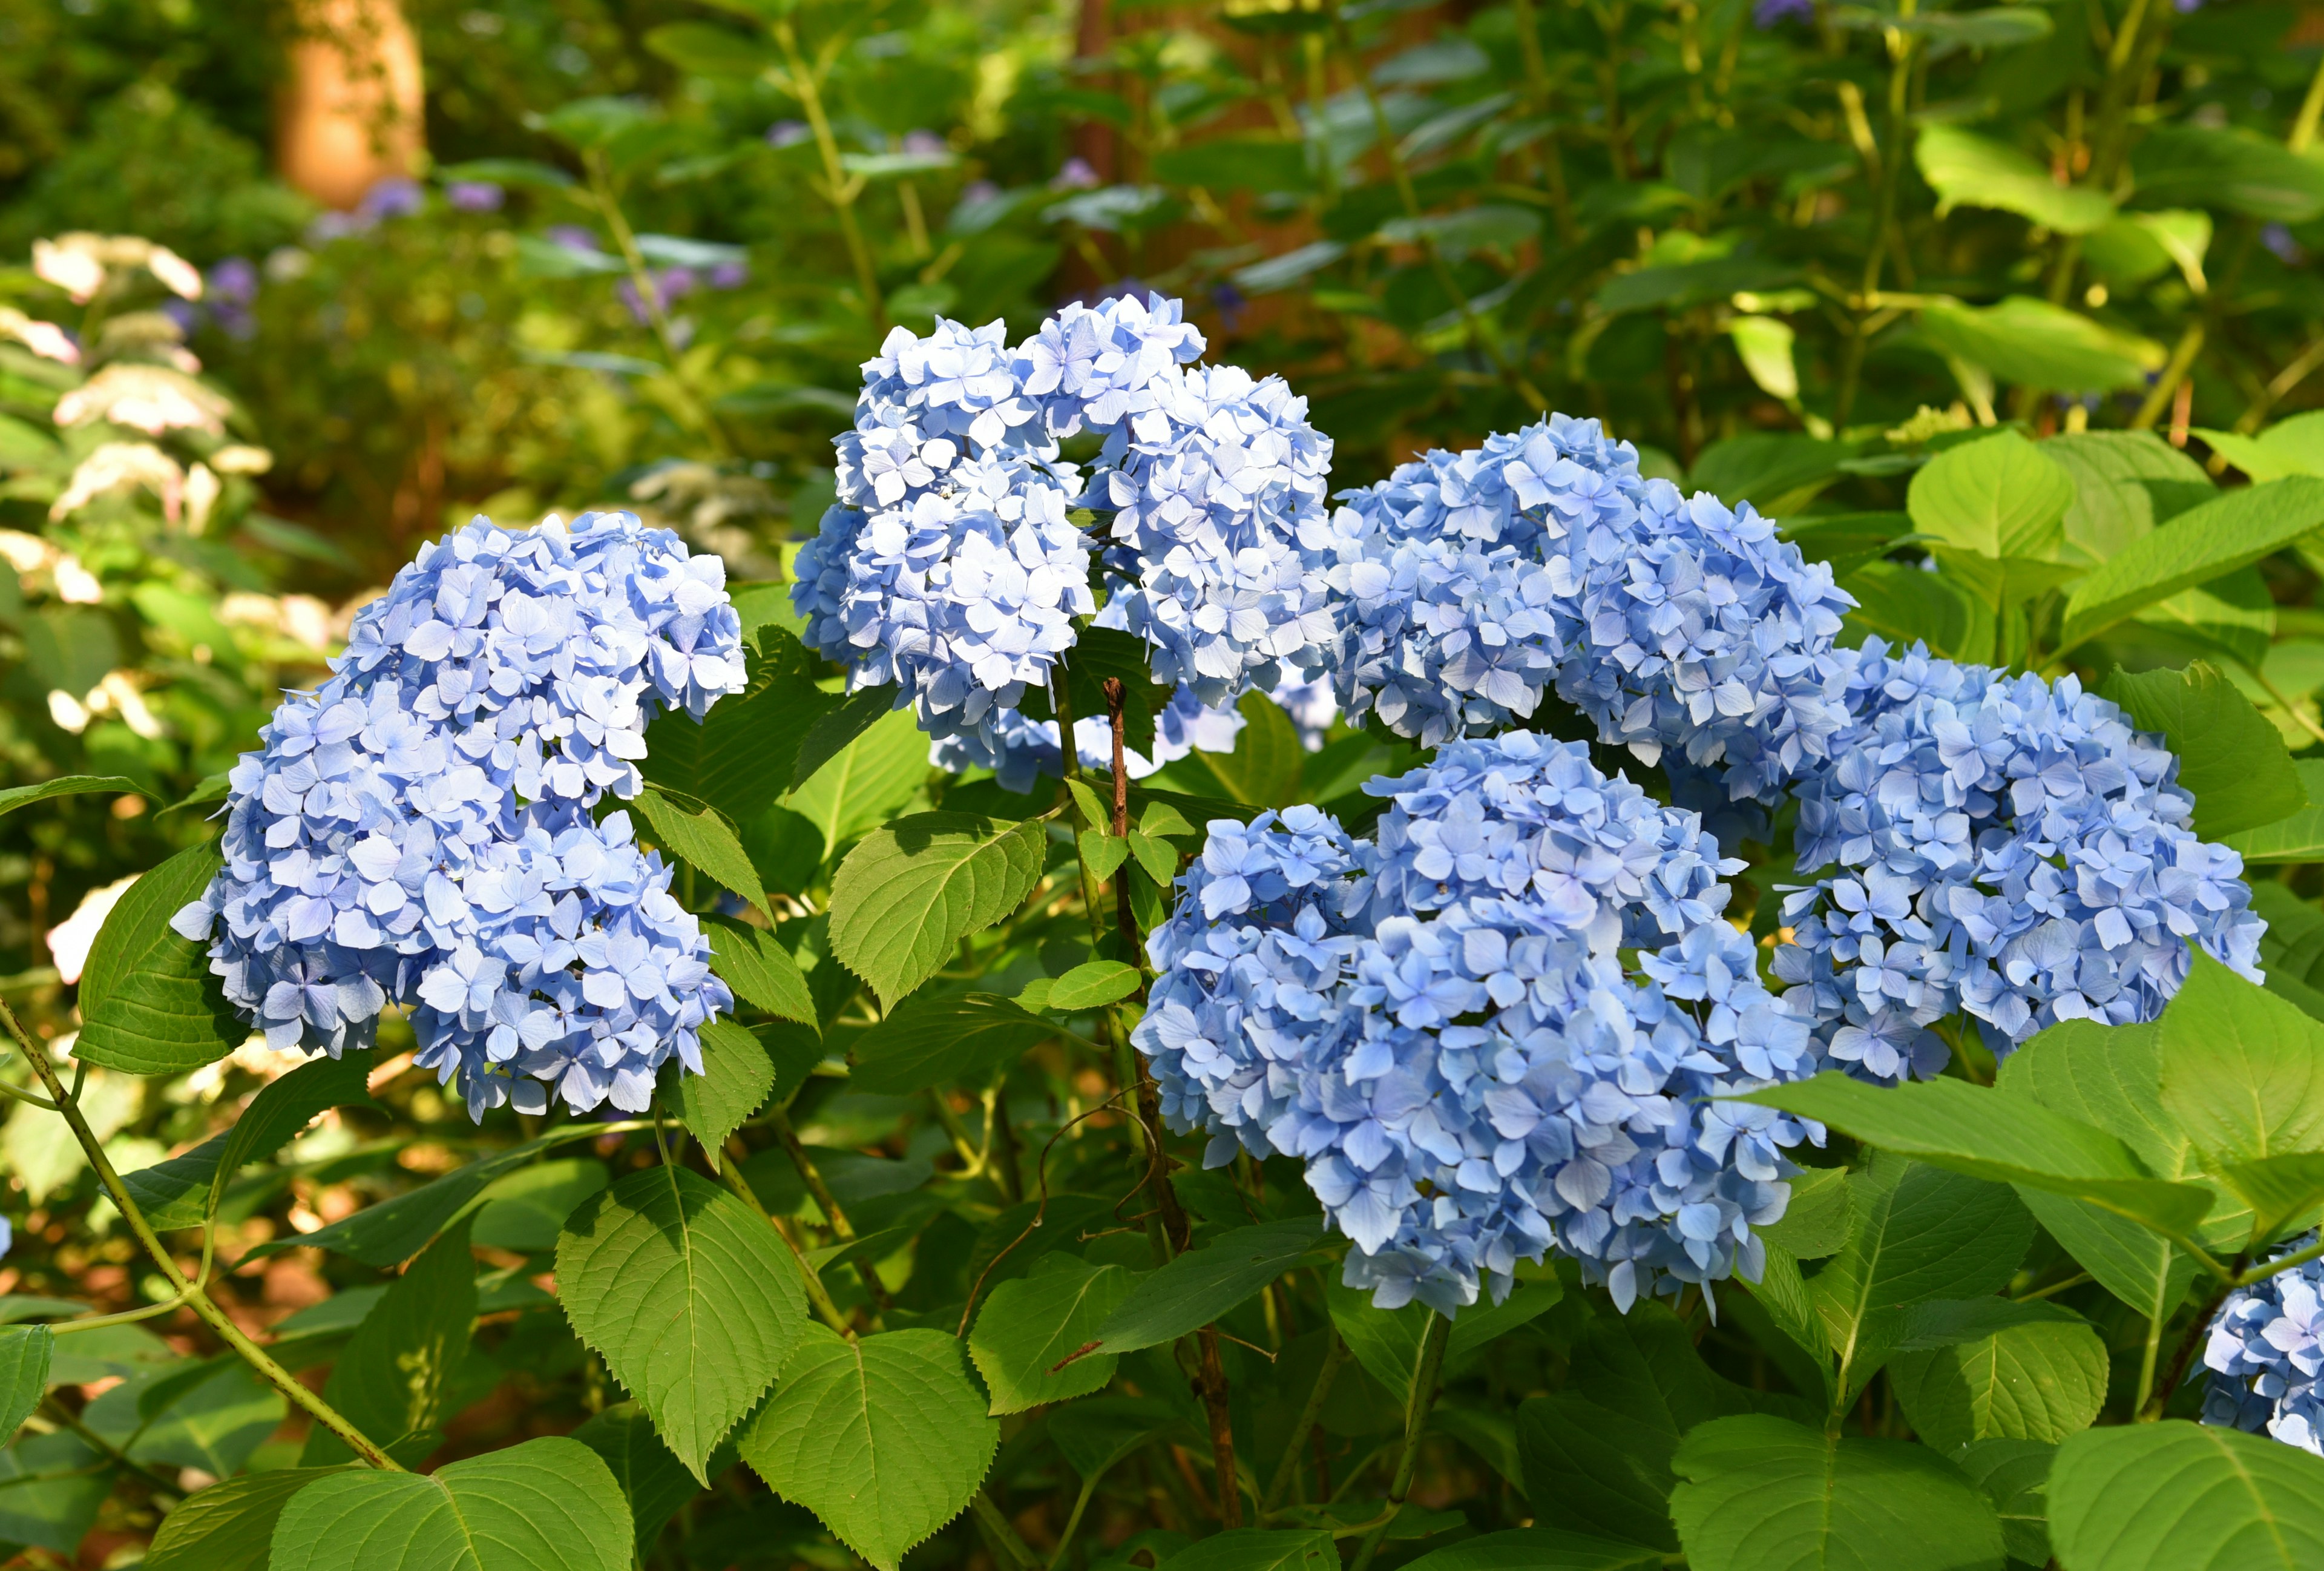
[2,0,2324,1561]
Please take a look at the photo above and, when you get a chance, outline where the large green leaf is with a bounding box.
[1086,1215,1325,1355]
[0,1431,108,1554]
[1914,124,2114,234]
[1398,1529,1665,1571]
[2158,951,2324,1169]
[969,1255,1141,1414]
[643,625,835,825]
[2224,760,2324,863]
[1887,1315,2109,1452]
[2060,477,2324,651]
[73,843,246,1075]
[737,1325,999,1571]
[570,1403,701,1553]
[270,1436,632,1571]
[1918,295,2163,394]
[1810,1158,2033,1400]
[634,788,770,920]
[471,1160,609,1253]
[2049,1420,2324,1569]
[302,1217,477,1465]
[678,1018,776,1154]
[1954,1440,2053,1569]
[827,813,1046,1008]
[2099,664,2305,839]
[850,990,1059,1095]
[1908,430,2078,608]
[1668,1415,2005,1571]
[1161,1530,1339,1571]
[1837,561,1995,664]
[2046,431,2215,564]
[2132,126,2324,223]
[143,1468,340,1571]
[0,1325,48,1440]
[704,917,816,1025]
[85,1357,283,1477]
[123,1050,375,1229]
[1196,692,1304,808]
[557,1164,806,1481]
[786,703,929,851]
[789,687,902,792]
[1739,1074,2216,1243]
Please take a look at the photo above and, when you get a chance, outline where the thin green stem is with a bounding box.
[1836,27,1915,429]
[1349,1311,1450,1571]
[2133,1304,2167,1417]
[972,1490,1041,1571]
[4,1001,399,1471]
[765,1102,893,1312]
[773,22,885,326]
[717,1151,853,1337]
[581,152,737,458]
[1262,1321,1348,1512]
[2292,50,2324,155]
[40,1398,180,1495]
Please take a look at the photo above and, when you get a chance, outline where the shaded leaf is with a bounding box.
[270,1435,632,1571]
[73,843,246,1075]
[2100,663,2304,839]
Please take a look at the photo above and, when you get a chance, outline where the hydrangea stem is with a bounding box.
[1349,1309,1449,1571]
[2,1001,400,1471]
[766,1102,893,1313]
[1263,1320,1348,1512]
[717,1150,855,1337]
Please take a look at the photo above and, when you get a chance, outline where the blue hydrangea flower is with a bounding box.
[172,512,745,1118]
[2205,1240,2324,1454]
[1773,641,2263,1077]
[1137,733,1822,1315]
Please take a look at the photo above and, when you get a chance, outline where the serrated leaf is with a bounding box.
[737,1325,999,1571]
[634,788,770,919]
[2158,950,2324,1174]
[678,1018,776,1154]
[0,1325,48,1440]
[2049,1420,2324,1570]
[1888,1317,2109,1452]
[2224,760,2324,863]
[73,843,246,1075]
[969,1256,1141,1414]
[571,1403,701,1553]
[1088,1216,1324,1355]
[827,813,1046,1007]
[302,1217,476,1465]
[786,704,933,853]
[123,1050,375,1229]
[2061,476,2324,650]
[270,1436,632,1571]
[557,1165,806,1481]
[1048,960,1140,1012]
[1906,430,2075,608]
[705,917,815,1025]
[643,624,838,824]
[1669,1415,2004,1571]
[1953,1440,2052,1569]
[849,990,1057,1095]
[144,1467,340,1571]
[1080,828,1131,880]
[2100,662,2305,839]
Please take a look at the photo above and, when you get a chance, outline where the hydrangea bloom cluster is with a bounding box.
[2204,1241,2324,1453]
[1773,640,2262,1075]
[171,512,746,1117]
[795,294,1338,756]
[1327,416,1857,802]
[1137,734,1822,1314]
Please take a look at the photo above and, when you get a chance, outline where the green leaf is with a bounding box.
[1668,1415,2005,1571]
[1086,1216,1325,1355]
[645,624,839,825]
[827,813,1046,1008]
[1049,1393,1192,1479]
[1914,124,2115,234]
[123,1050,376,1229]
[1837,560,1995,663]
[1736,1074,2218,1245]
[557,1164,806,1481]
[471,1159,609,1254]
[786,703,931,855]
[1159,1529,1339,1571]
[1918,295,2164,394]
[704,917,816,1025]
[2214,1151,2324,1245]
[1953,1440,2053,1569]
[248,1131,571,1268]
[570,1403,701,1553]
[738,1325,998,1571]
[2099,663,2305,838]
[87,1357,283,1477]
[1048,960,1141,1012]
[788,688,907,794]
[2047,430,2216,564]
[2224,760,2324,863]
[1151,137,1313,194]
[678,1018,776,1154]
[1692,433,1857,512]
[642,20,783,76]
[2049,1420,2324,1569]
[0,1325,48,1440]
[0,774,148,822]
[1887,1316,2109,1452]
[969,1255,1141,1414]
[1082,828,1131,881]
[2133,569,2276,672]
[1198,691,1304,808]
[634,788,770,920]
[143,1468,340,1571]
[1908,430,2074,561]
[1810,1158,2033,1400]
[0,1431,109,1554]
[2060,477,2324,650]
[301,1217,477,1465]
[1759,1166,1851,1259]
[2132,126,2324,223]
[849,990,1057,1095]
[2159,950,2324,1169]
[1399,1529,1665,1571]
[73,843,246,1075]
[1327,1275,1431,1394]
[1446,1277,1563,1358]
[271,1435,633,1571]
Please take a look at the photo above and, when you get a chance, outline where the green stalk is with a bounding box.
[773,21,885,326]
[581,151,737,458]
[1834,21,1916,430]
[718,1151,854,1336]
[1348,1311,1450,1571]
[766,1102,893,1312]
[1262,1321,1349,1512]
[5,1001,399,1471]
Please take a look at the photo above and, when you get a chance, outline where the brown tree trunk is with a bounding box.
[277,0,425,209]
